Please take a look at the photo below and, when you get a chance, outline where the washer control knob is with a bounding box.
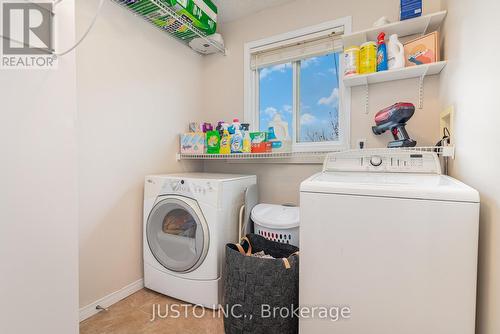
[370,155,383,167]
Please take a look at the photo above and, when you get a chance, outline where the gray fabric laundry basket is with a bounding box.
[223,234,299,334]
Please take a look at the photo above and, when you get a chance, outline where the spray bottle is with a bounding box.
[377,32,388,72]
[219,124,231,155]
[241,123,251,153]
[228,118,241,135]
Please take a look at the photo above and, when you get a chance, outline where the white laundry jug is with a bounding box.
[387,34,405,70]
[269,114,291,152]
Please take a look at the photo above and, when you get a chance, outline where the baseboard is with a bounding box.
[79,278,144,322]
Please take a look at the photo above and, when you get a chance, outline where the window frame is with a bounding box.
[244,17,352,152]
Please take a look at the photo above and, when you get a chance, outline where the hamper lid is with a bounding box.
[251,204,300,229]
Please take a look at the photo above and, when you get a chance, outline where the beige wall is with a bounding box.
[76,0,452,314]
[440,0,500,333]
[203,0,442,204]
[77,0,202,308]
[0,2,79,333]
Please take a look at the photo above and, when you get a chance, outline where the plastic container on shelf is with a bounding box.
[376,32,389,72]
[387,34,405,70]
[344,46,360,76]
[360,41,377,74]
[230,128,243,153]
[219,128,231,154]
[228,118,241,135]
[241,124,251,153]
[270,115,291,150]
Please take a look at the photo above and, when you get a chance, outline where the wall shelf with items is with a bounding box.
[342,10,447,48]
[177,151,328,162]
[111,0,226,55]
[176,146,455,161]
[344,61,447,87]
[342,11,447,113]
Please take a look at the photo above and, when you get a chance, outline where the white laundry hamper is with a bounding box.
[251,204,300,247]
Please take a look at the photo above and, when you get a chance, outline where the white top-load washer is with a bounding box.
[299,150,479,334]
[144,173,256,308]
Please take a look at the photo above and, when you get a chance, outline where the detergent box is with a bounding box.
[250,132,271,153]
[404,31,440,66]
[180,132,205,154]
[125,0,217,41]
[205,131,220,154]
[400,0,422,20]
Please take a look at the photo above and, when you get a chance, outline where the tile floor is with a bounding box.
[80,289,224,334]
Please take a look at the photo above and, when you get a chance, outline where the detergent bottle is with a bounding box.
[215,120,225,136]
[377,32,388,72]
[267,127,283,152]
[230,127,243,153]
[360,41,377,74]
[228,118,241,135]
[387,34,405,70]
[219,125,231,155]
[241,124,251,153]
[269,114,291,152]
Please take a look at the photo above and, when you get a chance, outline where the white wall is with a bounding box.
[0,2,79,334]
[202,0,442,204]
[76,0,202,309]
[440,0,500,333]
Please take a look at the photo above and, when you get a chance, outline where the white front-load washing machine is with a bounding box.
[143,173,256,308]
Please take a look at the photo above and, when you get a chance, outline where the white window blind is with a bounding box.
[250,26,344,70]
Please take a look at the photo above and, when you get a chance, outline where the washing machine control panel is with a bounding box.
[323,150,442,174]
[160,179,217,199]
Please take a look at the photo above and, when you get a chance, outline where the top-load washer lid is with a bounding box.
[301,150,479,203]
[301,172,480,203]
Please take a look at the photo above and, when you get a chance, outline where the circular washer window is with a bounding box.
[146,196,209,273]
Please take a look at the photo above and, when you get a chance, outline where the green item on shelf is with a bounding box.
[250,132,267,144]
[206,131,220,154]
[125,0,217,41]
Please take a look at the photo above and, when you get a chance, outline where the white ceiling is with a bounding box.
[212,0,295,23]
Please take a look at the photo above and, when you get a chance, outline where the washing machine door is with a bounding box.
[146,195,209,273]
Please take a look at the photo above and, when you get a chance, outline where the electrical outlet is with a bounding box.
[357,138,367,149]
[440,105,454,144]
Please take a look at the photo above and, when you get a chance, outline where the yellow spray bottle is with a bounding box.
[242,123,251,153]
[219,127,231,155]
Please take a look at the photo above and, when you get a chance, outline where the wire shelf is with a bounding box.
[177,151,328,161]
[177,146,455,161]
[110,0,226,55]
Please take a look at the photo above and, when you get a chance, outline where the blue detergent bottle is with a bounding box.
[377,32,388,72]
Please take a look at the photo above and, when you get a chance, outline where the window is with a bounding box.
[258,62,293,135]
[245,18,351,152]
